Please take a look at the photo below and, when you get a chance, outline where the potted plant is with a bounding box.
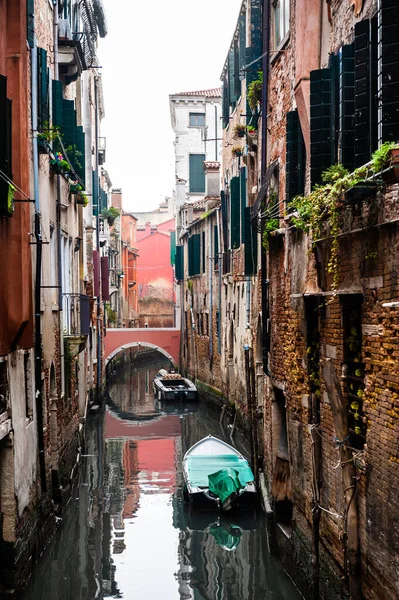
[233,123,246,138]
[232,146,243,158]
[70,182,82,194]
[371,143,399,184]
[51,152,70,175]
[247,71,263,111]
[76,191,88,207]
[101,206,120,226]
[37,122,61,154]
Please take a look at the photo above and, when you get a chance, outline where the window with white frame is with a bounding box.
[189,112,205,127]
[272,0,290,49]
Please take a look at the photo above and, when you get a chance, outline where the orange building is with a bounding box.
[121,212,139,327]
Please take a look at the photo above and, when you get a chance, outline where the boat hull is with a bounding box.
[153,376,197,401]
[182,435,257,512]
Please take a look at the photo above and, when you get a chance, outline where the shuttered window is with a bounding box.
[239,13,246,70]
[244,208,258,275]
[27,0,34,48]
[214,225,219,268]
[75,125,86,186]
[175,245,184,280]
[188,234,201,276]
[37,48,49,130]
[170,231,176,266]
[285,109,305,203]
[0,75,13,217]
[202,231,206,273]
[240,167,247,243]
[222,77,229,129]
[63,99,76,149]
[189,154,205,193]
[92,170,99,217]
[378,0,399,144]
[310,68,334,187]
[230,176,241,249]
[52,80,64,129]
[338,44,355,172]
[354,18,378,167]
[228,49,237,107]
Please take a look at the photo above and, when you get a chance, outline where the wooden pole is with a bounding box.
[323,359,362,600]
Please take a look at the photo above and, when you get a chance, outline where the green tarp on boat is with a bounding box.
[185,454,254,491]
[208,468,244,504]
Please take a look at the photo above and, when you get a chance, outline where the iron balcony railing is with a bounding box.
[62,293,91,336]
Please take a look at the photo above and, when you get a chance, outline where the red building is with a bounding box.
[135,222,175,328]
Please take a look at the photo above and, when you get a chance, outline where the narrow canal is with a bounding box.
[21,349,302,600]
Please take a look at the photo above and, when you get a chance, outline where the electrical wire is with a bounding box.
[0,168,31,201]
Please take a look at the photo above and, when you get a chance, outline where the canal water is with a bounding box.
[21,349,302,600]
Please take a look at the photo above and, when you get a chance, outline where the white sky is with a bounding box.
[99,0,243,212]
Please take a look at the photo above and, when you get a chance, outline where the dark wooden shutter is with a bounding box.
[214,225,219,267]
[52,80,64,129]
[286,109,305,203]
[240,167,247,243]
[75,125,85,185]
[101,256,110,301]
[228,49,237,106]
[239,13,246,70]
[250,0,262,58]
[189,154,205,193]
[27,0,34,48]
[193,234,201,275]
[62,99,76,151]
[175,245,184,280]
[379,0,399,144]
[310,68,334,187]
[202,231,206,273]
[0,75,13,217]
[222,77,229,129]
[37,48,49,130]
[339,44,355,171]
[244,208,258,275]
[92,170,98,217]
[230,176,241,249]
[220,190,228,253]
[354,18,378,167]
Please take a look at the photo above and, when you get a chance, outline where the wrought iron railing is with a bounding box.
[62,293,91,336]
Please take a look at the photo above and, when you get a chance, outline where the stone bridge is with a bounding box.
[104,328,180,366]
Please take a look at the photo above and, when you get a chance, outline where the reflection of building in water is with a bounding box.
[123,441,140,518]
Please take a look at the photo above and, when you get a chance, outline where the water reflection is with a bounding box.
[21,349,301,600]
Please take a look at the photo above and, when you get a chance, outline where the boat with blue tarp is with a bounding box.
[182,434,256,510]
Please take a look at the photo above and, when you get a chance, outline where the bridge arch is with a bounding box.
[104,328,180,366]
[105,341,176,367]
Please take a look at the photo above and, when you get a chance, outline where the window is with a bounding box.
[189,154,205,193]
[272,0,290,49]
[189,113,205,127]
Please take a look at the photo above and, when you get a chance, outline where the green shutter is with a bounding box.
[286,110,306,203]
[202,231,206,273]
[239,14,246,71]
[379,1,399,144]
[52,80,64,129]
[228,50,237,106]
[92,170,99,217]
[193,234,201,275]
[338,44,355,171]
[222,77,229,129]
[310,67,334,187]
[99,188,107,213]
[244,208,258,275]
[240,167,247,243]
[27,0,34,48]
[37,48,49,130]
[230,176,240,249]
[170,231,176,266]
[189,154,205,193]
[175,245,184,280]
[62,99,76,149]
[250,0,262,58]
[75,125,86,186]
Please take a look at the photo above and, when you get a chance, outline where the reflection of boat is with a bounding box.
[155,399,198,416]
[153,369,197,401]
[208,520,242,551]
[183,435,256,511]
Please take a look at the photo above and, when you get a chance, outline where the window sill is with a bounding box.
[270,33,290,65]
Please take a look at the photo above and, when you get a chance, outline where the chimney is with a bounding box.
[176,179,186,207]
[111,188,122,210]
[204,162,220,198]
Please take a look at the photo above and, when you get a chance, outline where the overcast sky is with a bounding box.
[99,0,242,212]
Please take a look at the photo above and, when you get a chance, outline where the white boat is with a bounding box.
[153,369,197,401]
[182,435,256,511]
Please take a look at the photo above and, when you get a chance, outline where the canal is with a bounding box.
[21,349,302,600]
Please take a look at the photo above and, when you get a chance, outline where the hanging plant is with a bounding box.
[101,206,120,225]
[262,218,279,249]
[76,191,88,207]
[233,123,246,138]
[232,146,243,157]
[51,152,70,175]
[247,71,263,111]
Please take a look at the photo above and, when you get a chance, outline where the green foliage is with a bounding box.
[370,141,397,173]
[187,279,193,291]
[76,191,88,207]
[247,71,263,111]
[321,164,349,184]
[106,304,118,325]
[233,123,246,138]
[231,146,243,157]
[101,207,120,220]
[37,121,62,142]
[262,218,279,249]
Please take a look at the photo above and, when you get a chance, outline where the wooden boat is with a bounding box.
[153,369,197,401]
[182,435,256,511]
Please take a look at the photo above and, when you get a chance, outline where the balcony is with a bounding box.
[62,293,91,354]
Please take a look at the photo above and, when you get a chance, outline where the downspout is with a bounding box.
[54,2,64,398]
[209,218,213,365]
[32,37,47,493]
[261,0,270,374]
[216,207,222,355]
[94,77,102,399]
[214,105,218,162]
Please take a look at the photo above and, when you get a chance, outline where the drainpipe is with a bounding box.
[209,218,213,365]
[94,77,102,399]
[32,38,47,494]
[261,0,270,374]
[216,207,222,355]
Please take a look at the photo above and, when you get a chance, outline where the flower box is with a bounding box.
[345,182,378,203]
[38,138,51,154]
